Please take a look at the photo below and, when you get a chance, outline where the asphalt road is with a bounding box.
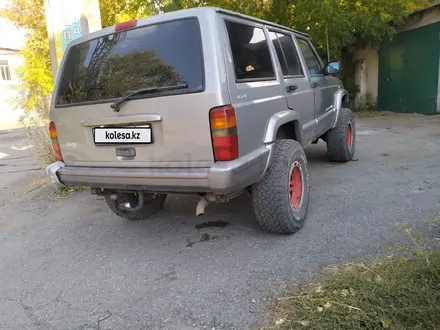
[0,128,42,209]
[1,115,440,330]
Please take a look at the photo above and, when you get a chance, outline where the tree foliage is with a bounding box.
[1,0,53,110]
[101,0,436,67]
[1,0,436,110]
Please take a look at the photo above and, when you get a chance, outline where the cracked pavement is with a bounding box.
[0,115,440,330]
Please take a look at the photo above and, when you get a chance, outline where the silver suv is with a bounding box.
[46,7,356,234]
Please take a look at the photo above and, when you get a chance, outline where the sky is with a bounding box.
[0,0,27,49]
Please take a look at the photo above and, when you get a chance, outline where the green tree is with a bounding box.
[2,0,436,111]
[1,0,53,110]
[284,0,435,99]
[100,0,162,27]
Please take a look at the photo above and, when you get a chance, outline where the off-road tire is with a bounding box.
[105,193,167,220]
[326,108,356,162]
[252,139,310,234]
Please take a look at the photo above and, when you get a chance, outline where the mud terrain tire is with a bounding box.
[326,108,356,162]
[105,193,167,220]
[252,139,310,234]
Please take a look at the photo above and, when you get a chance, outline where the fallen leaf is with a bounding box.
[275,318,285,325]
[381,319,391,328]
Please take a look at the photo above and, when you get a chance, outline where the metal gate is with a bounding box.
[378,21,440,114]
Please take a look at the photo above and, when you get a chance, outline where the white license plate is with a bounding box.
[94,127,152,144]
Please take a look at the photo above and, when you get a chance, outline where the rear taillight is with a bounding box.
[115,19,138,31]
[49,121,63,162]
[209,105,239,161]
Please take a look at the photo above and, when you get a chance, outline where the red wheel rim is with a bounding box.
[347,124,353,148]
[289,162,303,211]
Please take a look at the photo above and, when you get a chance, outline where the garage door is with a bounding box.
[378,21,440,114]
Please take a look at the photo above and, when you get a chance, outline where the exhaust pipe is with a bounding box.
[195,191,245,216]
[196,196,209,216]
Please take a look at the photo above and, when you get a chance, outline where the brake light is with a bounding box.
[115,19,138,31]
[49,121,63,162]
[209,105,239,161]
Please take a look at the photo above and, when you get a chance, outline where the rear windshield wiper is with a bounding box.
[110,84,188,112]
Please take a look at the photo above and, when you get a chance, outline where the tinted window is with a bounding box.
[268,31,303,77]
[225,20,275,81]
[297,38,323,76]
[56,18,204,106]
[268,31,288,76]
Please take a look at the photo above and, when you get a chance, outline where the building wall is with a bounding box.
[0,11,27,130]
[0,50,26,129]
[354,48,379,108]
[354,5,440,110]
[398,5,440,33]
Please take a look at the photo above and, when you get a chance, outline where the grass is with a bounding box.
[262,219,440,330]
[263,254,440,330]
[18,97,86,197]
[20,97,56,169]
[354,110,387,118]
[354,110,417,119]
[354,109,440,122]
[53,186,87,198]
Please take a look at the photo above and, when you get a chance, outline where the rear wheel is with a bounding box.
[326,108,356,162]
[252,139,310,234]
[105,192,167,220]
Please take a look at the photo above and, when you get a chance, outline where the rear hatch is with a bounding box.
[52,17,215,168]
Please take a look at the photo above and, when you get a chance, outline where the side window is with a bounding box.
[297,38,323,76]
[225,20,275,81]
[268,31,303,77]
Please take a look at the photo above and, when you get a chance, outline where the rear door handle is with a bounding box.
[311,82,319,88]
[286,85,298,93]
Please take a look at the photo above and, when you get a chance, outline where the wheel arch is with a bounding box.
[263,110,302,145]
[331,88,348,129]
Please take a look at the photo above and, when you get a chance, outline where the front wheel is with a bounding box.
[105,192,167,220]
[326,108,356,162]
[252,139,310,234]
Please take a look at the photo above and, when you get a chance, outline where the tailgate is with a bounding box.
[52,17,216,168]
[52,94,215,168]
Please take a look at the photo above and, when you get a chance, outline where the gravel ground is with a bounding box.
[0,128,43,209]
[0,115,439,330]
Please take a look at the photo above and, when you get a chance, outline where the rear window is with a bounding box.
[56,18,204,106]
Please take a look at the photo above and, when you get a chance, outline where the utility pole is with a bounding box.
[326,26,330,62]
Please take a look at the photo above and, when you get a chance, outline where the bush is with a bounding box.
[19,96,55,169]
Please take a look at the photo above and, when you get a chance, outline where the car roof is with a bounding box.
[65,6,311,48]
[211,7,310,38]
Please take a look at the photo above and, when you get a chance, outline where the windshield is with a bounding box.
[55,18,204,106]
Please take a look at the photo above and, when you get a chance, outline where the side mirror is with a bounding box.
[324,61,341,75]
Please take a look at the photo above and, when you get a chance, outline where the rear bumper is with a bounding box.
[45,146,272,194]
